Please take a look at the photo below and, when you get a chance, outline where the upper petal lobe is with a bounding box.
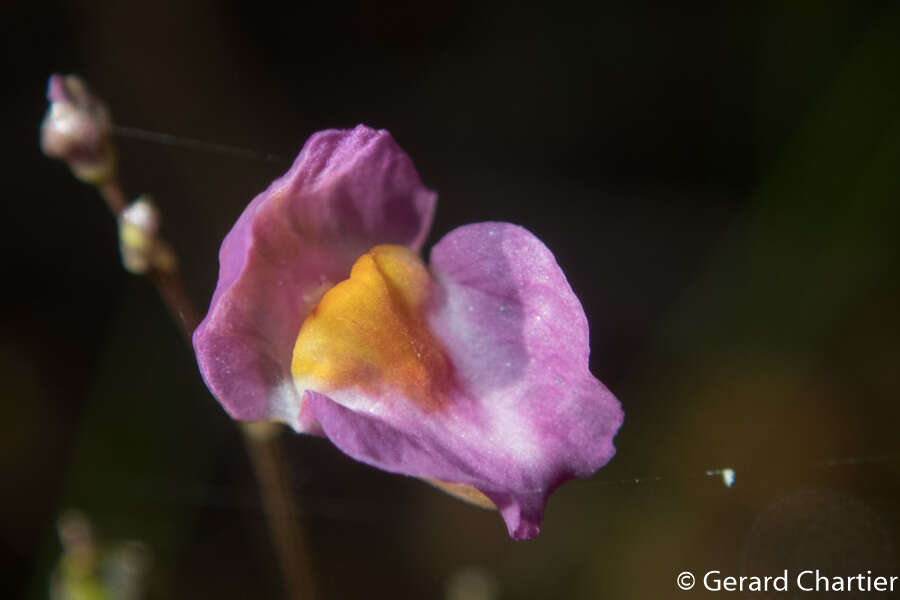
[193,126,436,431]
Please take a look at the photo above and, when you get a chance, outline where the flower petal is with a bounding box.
[193,126,436,431]
[291,223,623,539]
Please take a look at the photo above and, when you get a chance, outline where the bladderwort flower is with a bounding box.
[193,125,623,539]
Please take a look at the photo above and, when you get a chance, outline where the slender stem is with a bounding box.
[97,176,319,600]
[147,269,202,342]
[243,423,320,600]
[97,179,128,215]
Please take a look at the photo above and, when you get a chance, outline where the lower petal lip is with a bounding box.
[287,223,622,539]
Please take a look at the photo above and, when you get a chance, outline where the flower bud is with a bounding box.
[119,196,176,274]
[40,74,115,184]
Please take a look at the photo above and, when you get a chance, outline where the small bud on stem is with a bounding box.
[119,196,177,275]
[40,74,116,184]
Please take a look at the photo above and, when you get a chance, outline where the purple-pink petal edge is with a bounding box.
[193,125,436,430]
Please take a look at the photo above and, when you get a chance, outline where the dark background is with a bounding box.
[4,1,900,598]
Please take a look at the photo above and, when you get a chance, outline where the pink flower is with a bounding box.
[193,125,623,539]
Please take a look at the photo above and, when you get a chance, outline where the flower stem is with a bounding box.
[242,423,320,600]
[146,267,202,344]
[97,176,319,600]
[98,179,128,215]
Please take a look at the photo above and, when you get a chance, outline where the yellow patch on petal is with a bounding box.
[291,245,452,410]
[425,478,497,510]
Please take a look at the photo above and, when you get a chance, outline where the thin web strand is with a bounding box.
[113,124,287,164]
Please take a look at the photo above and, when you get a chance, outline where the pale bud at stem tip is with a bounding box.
[40,73,116,185]
[119,196,177,275]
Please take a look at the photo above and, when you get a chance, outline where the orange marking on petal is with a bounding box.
[424,478,497,509]
[291,245,452,410]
